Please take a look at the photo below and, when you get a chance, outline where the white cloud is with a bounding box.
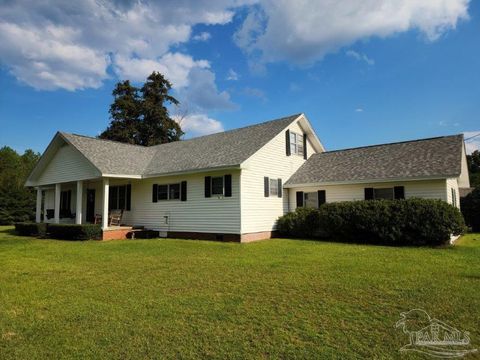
[226,68,239,80]
[193,32,212,41]
[464,131,480,154]
[179,68,236,111]
[0,0,249,90]
[114,53,209,88]
[176,113,224,137]
[355,108,364,112]
[346,50,375,66]
[235,0,470,65]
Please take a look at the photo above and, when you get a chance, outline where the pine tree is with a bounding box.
[99,73,183,146]
[99,80,141,144]
[140,72,183,146]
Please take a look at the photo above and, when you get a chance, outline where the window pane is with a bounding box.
[269,179,278,196]
[169,184,180,200]
[212,177,224,195]
[297,143,304,155]
[109,187,118,210]
[374,188,394,200]
[158,185,168,200]
[118,185,126,209]
[304,192,318,208]
[290,132,296,143]
[290,143,297,154]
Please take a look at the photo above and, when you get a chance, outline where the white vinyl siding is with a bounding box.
[240,120,316,233]
[446,178,460,208]
[126,170,241,234]
[289,179,449,210]
[36,144,100,186]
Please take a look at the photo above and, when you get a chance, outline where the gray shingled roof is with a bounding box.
[62,114,301,176]
[285,134,464,186]
[61,133,158,175]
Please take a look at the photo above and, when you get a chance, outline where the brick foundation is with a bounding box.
[166,231,277,243]
[240,231,277,243]
[101,229,277,242]
[166,231,241,242]
[102,227,133,240]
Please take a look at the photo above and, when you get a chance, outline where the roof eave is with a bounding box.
[297,113,325,152]
[142,164,242,179]
[284,175,459,188]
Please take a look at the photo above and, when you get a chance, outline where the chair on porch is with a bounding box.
[93,210,123,227]
[94,214,102,225]
[109,209,123,226]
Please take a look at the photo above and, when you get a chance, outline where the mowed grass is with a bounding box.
[0,226,479,359]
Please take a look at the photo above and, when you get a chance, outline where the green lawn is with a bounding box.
[0,226,479,359]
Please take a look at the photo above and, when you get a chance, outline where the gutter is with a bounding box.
[283,175,458,188]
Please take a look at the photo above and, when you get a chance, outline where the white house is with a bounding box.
[25,113,470,241]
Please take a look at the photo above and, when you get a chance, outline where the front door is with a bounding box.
[86,189,95,223]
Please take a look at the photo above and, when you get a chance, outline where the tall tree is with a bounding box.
[0,147,40,224]
[140,72,183,146]
[99,72,183,146]
[99,80,141,144]
[467,149,480,188]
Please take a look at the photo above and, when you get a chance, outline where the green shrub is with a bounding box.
[14,222,47,237]
[277,207,322,238]
[48,224,102,241]
[460,187,480,232]
[277,199,465,246]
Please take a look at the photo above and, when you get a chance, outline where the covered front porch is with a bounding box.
[34,177,132,231]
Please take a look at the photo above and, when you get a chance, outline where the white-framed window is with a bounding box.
[374,188,394,200]
[157,183,180,201]
[451,188,457,207]
[304,192,318,208]
[211,176,224,195]
[109,185,131,210]
[290,131,304,156]
[269,178,278,196]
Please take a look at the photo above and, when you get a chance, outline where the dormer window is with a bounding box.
[290,131,304,156]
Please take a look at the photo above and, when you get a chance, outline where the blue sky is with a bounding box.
[0,0,479,154]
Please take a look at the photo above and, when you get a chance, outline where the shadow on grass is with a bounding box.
[0,227,18,236]
[274,235,457,249]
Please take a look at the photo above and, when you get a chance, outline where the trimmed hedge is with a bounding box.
[277,199,465,246]
[460,187,480,232]
[47,224,102,241]
[14,222,47,237]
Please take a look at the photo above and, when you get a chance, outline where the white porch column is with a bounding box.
[35,187,42,223]
[54,183,61,224]
[102,178,109,230]
[76,180,83,224]
[43,190,47,222]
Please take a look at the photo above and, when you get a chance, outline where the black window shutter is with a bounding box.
[364,188,374,200]
[394,186,405,200]
[181,181,187,201]
[224,175,232,197]
[67,190,72,210]
[205,176,211,198]
[152,184,158,203]
[303,134,307,160]
[264,177,270,197]
[296,191,304,207]
[277,179,282,198]
[286,130,291,156]
[318,190,326,207]
[126,184,131,210]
